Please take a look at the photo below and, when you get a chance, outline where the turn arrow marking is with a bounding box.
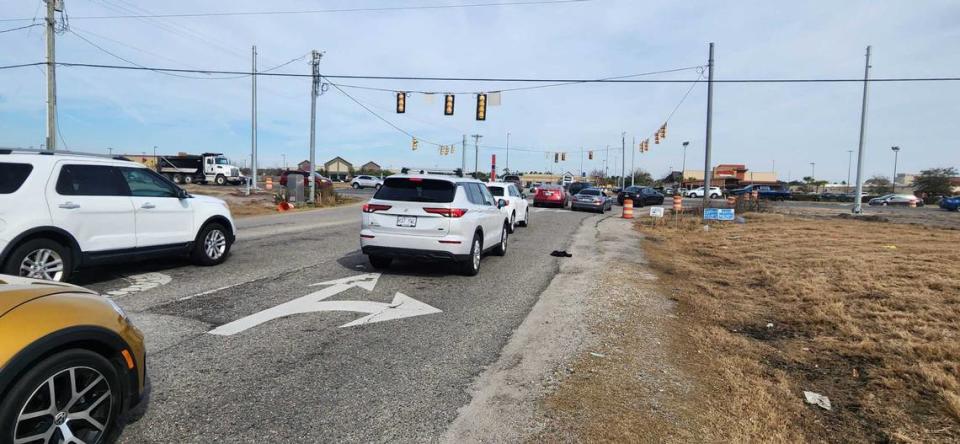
[207,273,441,336]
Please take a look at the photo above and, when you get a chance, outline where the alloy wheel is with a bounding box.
[14,366,113,444]
[204,229,227,260]
[19,248,64,281]
[472,239,481,271]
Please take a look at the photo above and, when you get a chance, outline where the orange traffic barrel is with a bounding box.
[672,194,682,212]
[265,176,274,190]
[622,198,634,219]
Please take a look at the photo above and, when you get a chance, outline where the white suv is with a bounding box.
[360,175,510,276]
[0,149,236,282]
[351,175,383,189]
[687,186,724,199]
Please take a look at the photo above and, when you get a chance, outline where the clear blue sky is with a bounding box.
[1,0,958,182]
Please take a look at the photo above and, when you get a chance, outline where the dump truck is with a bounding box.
[156,152,245,185]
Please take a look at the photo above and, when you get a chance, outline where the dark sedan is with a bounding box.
[617,186,664,207]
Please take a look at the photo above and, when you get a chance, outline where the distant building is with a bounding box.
[664,164,779,189]
[895,173,916,186]
[360,161,382,173]
[324,156,353,181]
[297,160,312,172]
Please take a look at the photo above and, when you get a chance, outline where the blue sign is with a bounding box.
[704,208,735,221]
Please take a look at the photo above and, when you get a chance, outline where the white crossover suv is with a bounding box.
[351,175,383,189]
[0,149,236,282]
[687,186,724,199]
[360,175,511,276]
[486,182,529,233]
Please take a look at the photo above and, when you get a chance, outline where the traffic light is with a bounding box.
[444,94,455,116]
[396,92,406,114]
[654,132,661,144]
[475,93,487,121]
[561,152,566,161]
[411,137,419,150]
[588,150,593,160]
[660,123,667,139]
[554,153,559,163]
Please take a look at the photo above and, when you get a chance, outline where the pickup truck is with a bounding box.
[729,184,791,200]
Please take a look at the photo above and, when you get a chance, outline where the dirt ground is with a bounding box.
[539,212,960,442]
[182,184,356,217]
[768,201,960,230]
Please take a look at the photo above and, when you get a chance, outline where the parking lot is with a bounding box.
[69,197,602,442]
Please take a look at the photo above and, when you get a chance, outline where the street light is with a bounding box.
[891,146,900,194]
[681,141,690,188]
[846,150,853,193]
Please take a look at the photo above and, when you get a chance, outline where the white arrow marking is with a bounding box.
[207,273,440,336]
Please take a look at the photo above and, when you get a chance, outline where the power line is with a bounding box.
[0,23,42,33]
[0,0,592,22]
[2,61,957,83]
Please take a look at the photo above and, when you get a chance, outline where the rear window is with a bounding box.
[374,177,456,203]
[0,163,33,194]
[487,186,505,196]
[580,189,601,196]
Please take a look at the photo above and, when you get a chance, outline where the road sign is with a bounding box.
[703,208,735,221]
[649,207,665,218]
[208,273,441,335]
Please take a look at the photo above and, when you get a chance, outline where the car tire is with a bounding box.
[191,223,232,266]
[518,208,529,227]
[509,213,516,234]
[493,225,508,256]
[173,174,184,184]
[0,349,125,444]
[375,183,382,190]
[352,183,360,189]
[3,238,73,282]
[460,233,482,276]
[368,255,392,269]
[183,175,193,184]
[214,174,226,186]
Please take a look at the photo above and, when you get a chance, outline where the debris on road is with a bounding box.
[550,250,573,257]
[589,352,605,358]
[803,391,832,411]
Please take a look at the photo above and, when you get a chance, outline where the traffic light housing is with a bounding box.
[588,150,593,160]
[444,94,455,116]
[554,153,559,163]
[475,93,487,121]
[396,92,406,113]
[561,152,566,161]
[411,137,419,150]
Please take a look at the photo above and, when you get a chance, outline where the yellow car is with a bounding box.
[0,274,146,443]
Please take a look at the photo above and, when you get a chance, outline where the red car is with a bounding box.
[279,170,332,187]
[534,185,569,208]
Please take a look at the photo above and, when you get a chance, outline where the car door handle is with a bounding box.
[58,202,80,209]
[141,203,156,209]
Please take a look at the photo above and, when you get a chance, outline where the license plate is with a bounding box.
[396,216,417,227]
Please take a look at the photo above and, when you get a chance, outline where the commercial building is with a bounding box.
[323,156,354,181]
[664,164,779,190]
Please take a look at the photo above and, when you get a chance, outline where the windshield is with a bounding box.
[374,177,456,202]
[215,157,230,165]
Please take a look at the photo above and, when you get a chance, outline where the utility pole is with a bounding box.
[681,141,689,187]
[604,145,609,181]
[630,136,636,186]
[846,150,853,192]
[853,46,871,214]
[250,45,258,190]
[620,132,626,189]
[45,0,59,151]
[891,146,900,194]
[702,42,716,213]
[461,134,467,175]
[810,162,816,180]
[471,134,483,178]
[579,147,583,180]
[308,49,322,204]
[506,132,510,173]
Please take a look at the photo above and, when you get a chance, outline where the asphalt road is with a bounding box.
[76,200,601,442]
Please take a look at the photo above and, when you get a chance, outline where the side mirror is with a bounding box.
[177,188,189,199]
[497,199,507,209]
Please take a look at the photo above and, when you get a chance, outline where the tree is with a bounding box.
[865,175,892,194]
[629,169,653,186]
[914,167,957,198]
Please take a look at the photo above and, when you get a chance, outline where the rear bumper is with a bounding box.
[571,201,602,209]
[362,245,470,262]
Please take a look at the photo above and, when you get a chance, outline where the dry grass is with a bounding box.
[636,214,960,442]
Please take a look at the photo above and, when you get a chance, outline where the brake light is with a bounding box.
[362,203,392,213]
[424,207,468,217]
[408,177,423,182]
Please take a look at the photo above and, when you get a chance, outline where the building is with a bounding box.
[665,164,779,189]
[324,156,353,181]
[297,160,312,172]
[895,173,917,186]
[359,161,382,174]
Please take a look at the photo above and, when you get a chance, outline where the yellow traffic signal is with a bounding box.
[476,93,487,121]
[444,94,455,116]
[412,137,419,150]
[396,92,406,114]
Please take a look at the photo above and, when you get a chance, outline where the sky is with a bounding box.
[1,0,958,182]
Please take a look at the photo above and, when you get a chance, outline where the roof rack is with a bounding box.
[400,167,464,177]
[0,147,131,161]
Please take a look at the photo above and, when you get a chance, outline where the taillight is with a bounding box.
[363,203,392,213]
[424,207,467,217]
